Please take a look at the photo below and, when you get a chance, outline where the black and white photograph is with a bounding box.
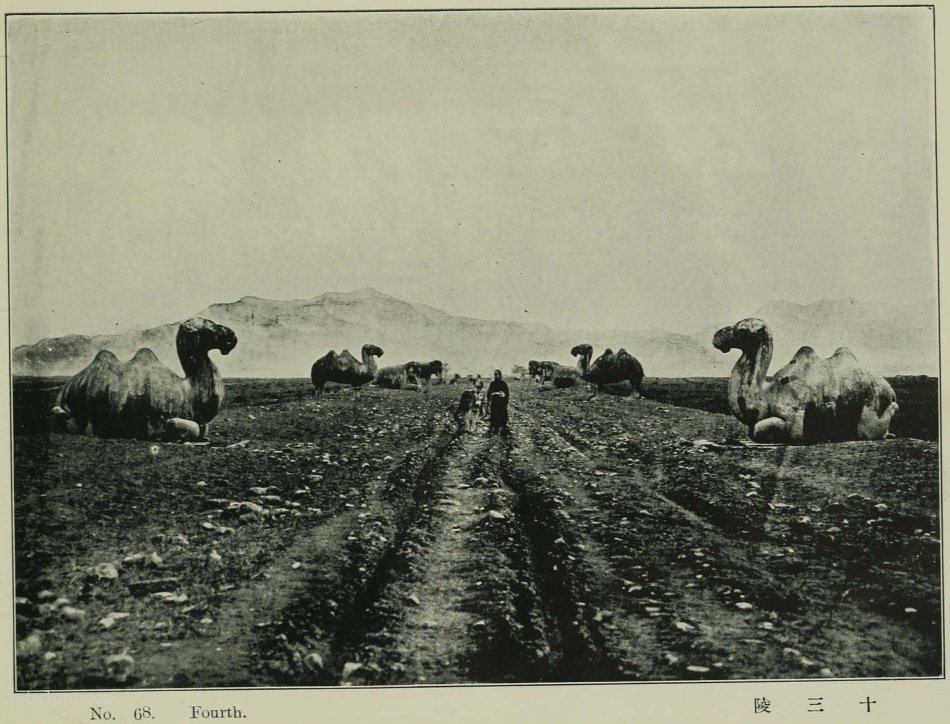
[3,0,944,713]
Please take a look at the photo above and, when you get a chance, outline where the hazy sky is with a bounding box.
[7,7,937,344]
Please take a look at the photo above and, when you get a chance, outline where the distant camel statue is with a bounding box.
[539,361,583,389]
[408,360,444,390]
[571,344,645,397]
[374,362,423,390]
[51,318,237,440]
[528,360,558,384]
[311,344,384,395]
[713,318,899,443]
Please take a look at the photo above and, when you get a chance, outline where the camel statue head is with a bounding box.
[362,344,384,359]
[177,318,238,357]
[713,318,771,355]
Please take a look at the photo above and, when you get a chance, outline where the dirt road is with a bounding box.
[13,380,941,688]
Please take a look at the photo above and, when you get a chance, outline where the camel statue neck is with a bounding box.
[728,335,772,426]
[178,338,208,378]
[361,349,378,374]
[178,341,223,418]
[576,351,591,377]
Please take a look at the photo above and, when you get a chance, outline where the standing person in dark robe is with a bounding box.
[487,369,510,435]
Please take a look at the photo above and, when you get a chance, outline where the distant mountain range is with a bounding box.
[11,288,939,379]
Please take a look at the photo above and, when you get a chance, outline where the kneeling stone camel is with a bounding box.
[311,344,384,395]
[713,318,898,443]
[52,318,237,440]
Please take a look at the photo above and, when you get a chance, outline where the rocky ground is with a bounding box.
[12,377,941,688]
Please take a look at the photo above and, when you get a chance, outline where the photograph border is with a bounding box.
[1,2,946,721]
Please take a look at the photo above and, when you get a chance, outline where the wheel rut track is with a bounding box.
[253,417,462,685]
[505,418,781,681]
[512,408,820,679]
[254,397,938,684]
[519,398,940,679]
[493,438,630,682]
[258,416,636,684]
[321,426,627,684]
[532,417,721,535]
[328,433,494,684]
